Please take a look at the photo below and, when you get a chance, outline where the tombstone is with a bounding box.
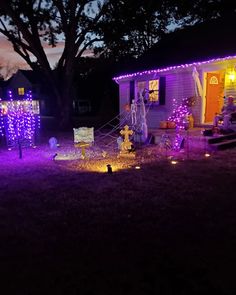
[73,127,94,159]
[49,137,58,149]
[118,125,135,158]
[120,125,133,151]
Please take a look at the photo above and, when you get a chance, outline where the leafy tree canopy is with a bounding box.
[0,0,235,127]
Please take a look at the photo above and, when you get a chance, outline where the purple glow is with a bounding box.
[113,55,236,82]
[168,98,191,131]
[1,90,40,148]
[0,98,4,136]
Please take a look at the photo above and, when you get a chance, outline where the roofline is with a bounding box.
[112,54,236,83]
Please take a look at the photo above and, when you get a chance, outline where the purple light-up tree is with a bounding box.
[0,99,4,137]
[168,98,192,151]
[4,90,40,158]
[168,98,191,131]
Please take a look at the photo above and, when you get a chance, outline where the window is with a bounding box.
[136,79,161,103]
[18,87,25,95]
[149,79,159,102]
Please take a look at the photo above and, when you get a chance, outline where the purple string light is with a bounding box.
[1,90,40,148]
[113,55,236,82]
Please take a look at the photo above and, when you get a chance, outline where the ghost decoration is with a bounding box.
[117,136,123,150]
[49,137,58,149]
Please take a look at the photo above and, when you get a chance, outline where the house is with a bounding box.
[113,18,236,129]
[4,70,51,115]
[3,69,93,116]
[0,80,9,99]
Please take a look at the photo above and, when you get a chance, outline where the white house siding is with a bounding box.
[225,80,236,99]
[145,69,200,128]
[119,80,131,124]
[200,59,236,121]
[118,70,200,128]
[117,57,236,128]
[146,106,168,129]
[224,67,236,100]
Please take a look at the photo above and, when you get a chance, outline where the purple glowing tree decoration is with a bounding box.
[168,98,191,131]
[4,90,39,157]
[173,133,185,151]
[168,98,192,152]
[0,99,4,137]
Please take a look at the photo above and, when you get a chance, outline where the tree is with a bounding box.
[0,0,111,128]
[1,0,233,129]
[168,0,236,27]
[0,0,184,128]
[95,0,181,59]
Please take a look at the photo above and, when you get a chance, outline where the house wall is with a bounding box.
[164,70,201,125]
[200,59,236,122]
[118,69,200,129]
[6,70,53,115]
[8,72,33,95]
[119,81,131,124]
[118,58,236,129]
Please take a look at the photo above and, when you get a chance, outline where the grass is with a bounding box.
[0,130,236,295]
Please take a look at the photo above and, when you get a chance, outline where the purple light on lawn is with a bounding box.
[113,54,236,82]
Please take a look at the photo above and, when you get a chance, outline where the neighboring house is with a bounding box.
[113,18,236,128]
[0,80,9,98]
[1,69,92,116]
[4,70,51,115]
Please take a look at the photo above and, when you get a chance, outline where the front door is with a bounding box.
[205,72,225,123]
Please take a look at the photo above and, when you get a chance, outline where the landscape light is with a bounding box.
[204,153,211,157]
[52,153,58,160]
[135,166,141,169]
[171,160,178,165]
[107,164,113,174]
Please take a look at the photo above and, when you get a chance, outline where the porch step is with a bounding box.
[208,132,236,144]
[208,132,236,150]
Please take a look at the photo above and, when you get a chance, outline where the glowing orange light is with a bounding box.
[229,72,235,82]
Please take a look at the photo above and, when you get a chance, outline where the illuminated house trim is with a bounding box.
[114,54,236,128]
[113,55,236,83]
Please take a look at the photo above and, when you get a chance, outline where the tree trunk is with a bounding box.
[53,66,75,130]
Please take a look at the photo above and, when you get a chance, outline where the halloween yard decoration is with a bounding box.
[73,127,94,159]
[0,90,40,158]
[49,137,58,149]
[118,125,135,158]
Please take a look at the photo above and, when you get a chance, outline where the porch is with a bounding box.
[149,126,236,153]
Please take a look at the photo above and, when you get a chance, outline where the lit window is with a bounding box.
[149,79,159,102]
[18,88,25,95]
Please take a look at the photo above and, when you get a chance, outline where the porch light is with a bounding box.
[107,164,113,174]
[229,71,235,82]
